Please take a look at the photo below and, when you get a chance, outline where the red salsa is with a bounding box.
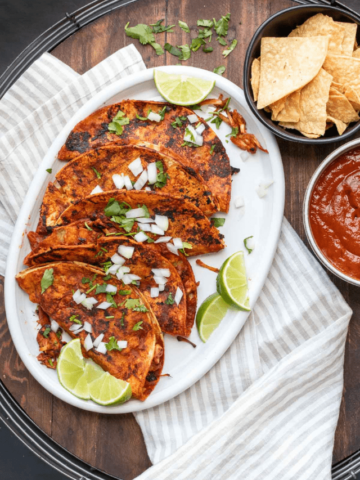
[310,147,360,280]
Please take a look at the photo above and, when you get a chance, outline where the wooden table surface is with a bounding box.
[1,0,360,478]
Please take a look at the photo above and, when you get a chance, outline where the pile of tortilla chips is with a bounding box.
[251,13,360,138]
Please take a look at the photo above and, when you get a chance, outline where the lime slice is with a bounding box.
[85,362,105,384]
[196,293,229,342]
[154,70,215,106]
[88,372,132,406]
[217,251,251,311]
[57,339,89,400]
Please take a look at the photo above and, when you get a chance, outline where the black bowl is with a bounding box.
[243,4,360,144]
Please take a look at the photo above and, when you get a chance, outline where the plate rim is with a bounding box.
[5,65,285,413]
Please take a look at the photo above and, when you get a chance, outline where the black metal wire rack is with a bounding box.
[1,0,360,479]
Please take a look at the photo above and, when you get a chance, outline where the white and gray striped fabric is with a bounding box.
[0,46,352,480]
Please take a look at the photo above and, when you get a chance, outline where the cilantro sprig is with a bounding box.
[108,110,130,136]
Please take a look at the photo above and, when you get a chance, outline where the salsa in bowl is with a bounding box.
[304,139,360,285]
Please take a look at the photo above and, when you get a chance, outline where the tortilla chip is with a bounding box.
[345,85,360,111]
[330,82,345,95]
[323,54,360,95]
[336,22,357,56]
[289,13,345,54]
[270,96,288,120]
[327,115,348,135]
[353,48,360,59]
[251,58,260,101]
[275,90,301,122]
[257,36,329,109]
[327,90,359,123]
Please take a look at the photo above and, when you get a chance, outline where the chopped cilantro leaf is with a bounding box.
[95,284,108,294]
[56,330,62,338]
[154,161,170,188]
[181,141,200,148]
[197,19,213,28]
[119,290,132,295]
[210,145,216,154]
[104,198,131,217]
[125,298,148,311]
[223,39,237,58]
[105,316,114,319]
[213,66,226,75]
[46,168,52,174]
[147,238,155,243]
[120,312,125,326]
[244,236,254,254]
[105,336,122,352]
[86,284,97,294]
[171,117,184,128]
[106,292,117,308]
[198,28,212,40]
[165,292,175,305]
[211,217,226,227]
[84,222,93,231]
[125,22,155,44]
[70,315,82,324]
[108,109,130,136]
[202,46,213,53]
[103,275,112,281]
[178,20,190,33]
[178,44,191,61]
[226,127,239,138]
[41,268,54,294]
[211,115,223,129]
[165,43,182,58]
[185,127,195,142]
[49,359,54,367]
[92,167,101,179]
[138,204,150,218]
[136,112,149,121]
[133,321,143,331]
[217,37,227,46]
[81,277,90,284]
[190,37,206,52]
[213,13,230,36]
[43,327,51,338]
[150,19,175,34]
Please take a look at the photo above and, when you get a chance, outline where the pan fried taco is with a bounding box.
[57,100,231,212]
[16,262,164,401]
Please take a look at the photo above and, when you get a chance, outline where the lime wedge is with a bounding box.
[85,362,105,384]
[217,251,251,311]
[57,339,89,400]
[88,372,132,406]
[154,70,215,106]
[196,293,229,342]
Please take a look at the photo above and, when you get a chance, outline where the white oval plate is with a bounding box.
[5,66,284,413]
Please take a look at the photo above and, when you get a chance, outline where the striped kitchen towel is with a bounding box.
[0,46,352,480]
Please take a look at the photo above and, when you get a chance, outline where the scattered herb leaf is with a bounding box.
[165,292,175,305]
[92,167,101,179]
[165,43,182,58]
[210,145,216,154]
[211,217,226,227]
[41,268,54,294]
[133,321,144,331]
[105,336,122,352]
[202,46,213,53]
[213,66,226,75]
[70,315,82,324]
[223,39,237,58]
[244,236,254,254]
[178,20,190,33]
[43,327,51,338]
[46,168,52,174]
[84,222,93,231]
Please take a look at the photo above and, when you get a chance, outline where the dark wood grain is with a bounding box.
[2,0,360,477]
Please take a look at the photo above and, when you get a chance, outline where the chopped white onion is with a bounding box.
[184,125,203,146]
[119,266,130,274]
[128,274,141,281]
[154,236,172,243]
[118,245,134,258]
[90,185,103,195]
[117,340,128,349]
[97,301,113,310]
[112,174,125,189]
[69,323,83,332]
[84,334,93,351]
[82,297,98,310]
[134,170,148,190]
[137,217,154,224]
[152,268,171,277]
[158,284,165,292]
[84,321,92,333]
[111,253,125,265]
[96,342,107,354]
[73,289,85,304]
[148,111,162,122]
[241,152,249,161]
[151,224,165,236]
[105,284,117,293]
[155,214,169,231]
[187,114,198,123]
[139,223,151,232]
[122,274,132,285]
[108,264,121,275]
[116,270,124,280]
[61,331,72,343]
[124,175,133,190]
[74,327,84,334]
[200,105,216,114]
[134,231,148,243]
[50,320,59,333]
[175,287,183,305]
[93,333,104,348]
[246,237,255,251]
[145,187,152,191]
[126,207,146,218]
[153,275,168,285]
[256,180,274,198]
[196,123,206,135]
[128,157,143,176]
[173,238,183,249]
[147,163,157,184]
[234,196,244,208]
[151,287,159,298]
[166,243,179,255]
